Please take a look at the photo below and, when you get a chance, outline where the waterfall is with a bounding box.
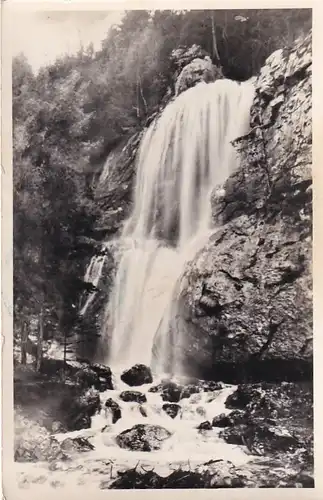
[79,254,106,316]
[100,80,254,373]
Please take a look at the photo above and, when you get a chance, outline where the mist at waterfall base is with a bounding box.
[82,79,255,376]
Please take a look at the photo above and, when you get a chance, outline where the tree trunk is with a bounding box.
[210,13,221,66]
[21,321,28,365]
[36,307,44,372]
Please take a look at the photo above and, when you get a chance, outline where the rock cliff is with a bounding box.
[166,32,312,382]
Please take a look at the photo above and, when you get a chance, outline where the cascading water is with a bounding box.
[101,79,254,374]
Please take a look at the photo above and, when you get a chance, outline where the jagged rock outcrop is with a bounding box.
[164,31,312,382]
[175,57,216,96]
[171,44,223,97]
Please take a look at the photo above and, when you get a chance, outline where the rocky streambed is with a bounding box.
[14,361,313,490]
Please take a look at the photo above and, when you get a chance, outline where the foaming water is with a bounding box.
[105,80,254,373]
[16,376,256,491]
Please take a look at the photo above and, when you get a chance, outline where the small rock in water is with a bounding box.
[116,424,172,451]
[225,384,263,410]
[162,403,181,419]
[197,421,213,431]
[139,405,148,417]
[119,390,147,404]
[120,364,153,386]
[105,398,122,423]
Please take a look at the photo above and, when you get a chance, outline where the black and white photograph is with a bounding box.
[3,2,315,493]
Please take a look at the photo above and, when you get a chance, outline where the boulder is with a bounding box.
[161,382,183,403]
[119,390,147,404]
[162,403,181,419]
[60,437,94,453]
[104,398,122,424]
[175,57,217,96]
[62,388,101,431]
[120,364,153,386]
[212,413,235,428]
[116,424,172,451]
[154,32,312,382]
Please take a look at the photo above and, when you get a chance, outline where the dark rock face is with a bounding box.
[119,390,147,404]
[212,413,237,428]
[162,403,181,419]
[104,398,122,424]
[159,32,312,382]
[116,424,171,451]
[120,364,153,386]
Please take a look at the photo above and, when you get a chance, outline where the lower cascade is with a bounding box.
[90,79,255,373]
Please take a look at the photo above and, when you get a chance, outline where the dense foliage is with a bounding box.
[13,9,311,360]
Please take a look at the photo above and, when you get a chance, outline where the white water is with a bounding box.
[105,80,254,372]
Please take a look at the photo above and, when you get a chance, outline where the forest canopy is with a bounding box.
[13,9,312,359]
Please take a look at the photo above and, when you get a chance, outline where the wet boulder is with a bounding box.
[104,398,122,424]
[119,390,147,404]
[60,436,94,453]
[120,364,153,386]
[116,424,172,451]
[162,403,181,419]
[197,420,213,431]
